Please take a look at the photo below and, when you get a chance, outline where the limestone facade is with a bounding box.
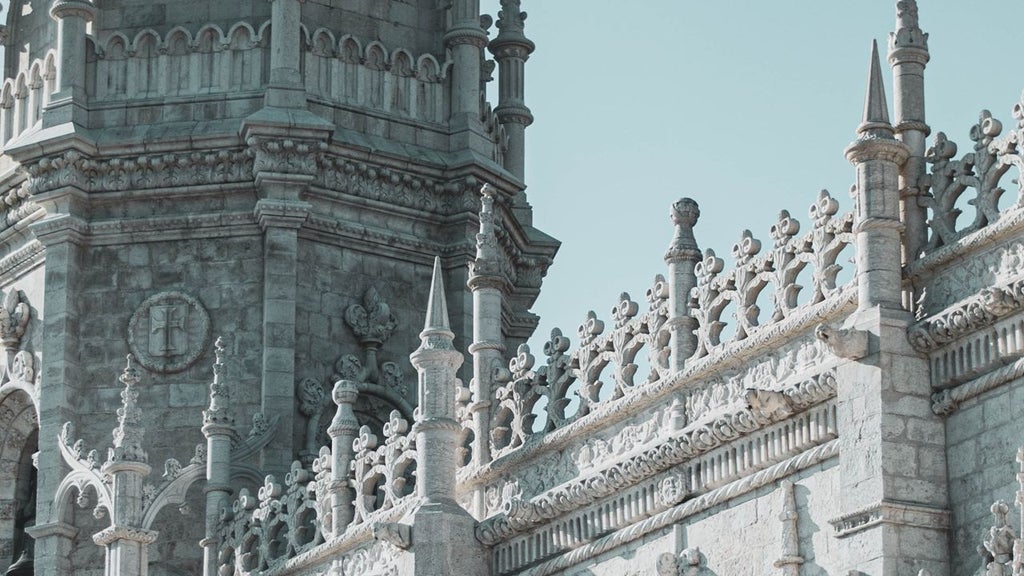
[0,1,1021,575]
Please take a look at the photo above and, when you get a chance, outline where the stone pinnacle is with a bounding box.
[858,40,894,139]
[423,256,451,334]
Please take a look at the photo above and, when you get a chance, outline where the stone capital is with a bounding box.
[50,0,97,21]
[92,525,159,546]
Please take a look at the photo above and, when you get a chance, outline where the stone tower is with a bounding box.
[0,0,557,573]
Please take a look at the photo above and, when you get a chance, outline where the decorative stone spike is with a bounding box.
[859,40,893,139]
[203,337,234,429]
[774,480,804,574]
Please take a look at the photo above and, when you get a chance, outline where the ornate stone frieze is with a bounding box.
[518,440,839,576]
[909,277,1024,352]
[0,240,44,282]
[477,372,836,547]
[23,148,253,195]
[315,157,482,215]
[127,291,211,374]
[247,137,326,177]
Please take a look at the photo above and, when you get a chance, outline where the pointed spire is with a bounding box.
[423,256,452,335]
[857,40,894,139]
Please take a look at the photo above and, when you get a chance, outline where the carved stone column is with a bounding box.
[46,0,95,126]
[200,338,236,576]
[664,198,701,373]
[832,40,949,576]
[488,1,534,180]
[409,257,489,575]
[328,380,359,536]
[888,0,930,269]
[468,185,506,472]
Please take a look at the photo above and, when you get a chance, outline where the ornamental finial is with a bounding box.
[109,354,147,464]
[890,0,929,54]
[203,337,234,430]
[495,0,527,35]
[665,198,701,263]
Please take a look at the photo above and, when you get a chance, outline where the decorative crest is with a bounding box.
[344,287,398,346]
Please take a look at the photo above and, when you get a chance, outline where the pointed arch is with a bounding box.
[0,388,38,572]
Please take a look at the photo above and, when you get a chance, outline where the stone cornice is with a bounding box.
[908,276,1024,352]
[92,525,159,546]
[0,239,44,281]
[475,373,836,546]
[932,355,1024,415]
[520,440,839,576]
[829,500,949,538]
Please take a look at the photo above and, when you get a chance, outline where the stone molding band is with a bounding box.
[931,355,1024,415]
[518,440,839,576]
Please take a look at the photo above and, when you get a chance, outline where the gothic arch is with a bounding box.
[0,388,38,573]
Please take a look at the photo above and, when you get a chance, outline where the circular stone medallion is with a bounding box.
[127,291,210,373]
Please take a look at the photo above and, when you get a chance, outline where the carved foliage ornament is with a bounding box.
[127,291,210,373]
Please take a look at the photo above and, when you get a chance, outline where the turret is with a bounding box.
[846,40,909,312]
[888,0,930,266]
[489,0,535,180]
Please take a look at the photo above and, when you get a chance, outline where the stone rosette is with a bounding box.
[127,291,210,373]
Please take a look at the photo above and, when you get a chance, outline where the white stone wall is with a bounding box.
[945,378,1024,576]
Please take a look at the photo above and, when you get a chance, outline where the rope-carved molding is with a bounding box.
[909,277,1024,352]
[478,370,837,546]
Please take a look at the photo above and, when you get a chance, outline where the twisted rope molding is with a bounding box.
[518,440,839,576]
[932,355,1024,415]
[458,288,854,491]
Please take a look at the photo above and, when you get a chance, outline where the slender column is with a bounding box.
[888,0,930,266]
[444,1,488,119]
[266,0,305,108]
[467,185,506,469]
[664,198,701,372]
[328,380,359,536]
[489,1,534,180]
[201,338,236,576]
[47,0,95,126]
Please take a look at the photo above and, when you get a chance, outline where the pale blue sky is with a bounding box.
[481,0,1023,351]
